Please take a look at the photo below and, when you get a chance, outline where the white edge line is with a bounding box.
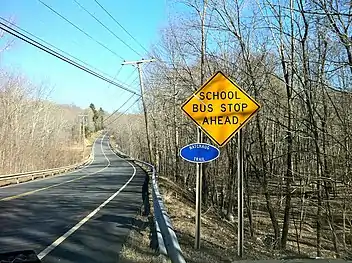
[37,134,137,260]
[101,133,111,166]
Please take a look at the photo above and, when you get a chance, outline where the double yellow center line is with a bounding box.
[1,166,108,201]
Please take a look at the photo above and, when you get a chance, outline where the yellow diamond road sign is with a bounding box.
[181,71,261,147]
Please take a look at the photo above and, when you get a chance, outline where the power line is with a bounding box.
[0,17,114,80]
[105,65,123,90]
[103,93,136,123]
[37,0,124,60]
[93,0,149,54]
[122,75,140,94]
[72,0,142,57]
[105,97,141,126]
[0,22,140,96]
[114,65,124,79]
[129,75,139,88]
[124,67,137,83]
[110,66,137,99]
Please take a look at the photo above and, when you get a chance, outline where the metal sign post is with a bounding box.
[195,127,203,249]
[237,129,244,257]
[179,140,220,249]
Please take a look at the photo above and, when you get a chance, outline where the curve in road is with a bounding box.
[0,133,146,263]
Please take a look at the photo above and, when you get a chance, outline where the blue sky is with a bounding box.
[0,0,170,113]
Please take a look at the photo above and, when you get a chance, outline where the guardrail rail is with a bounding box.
[0,153,93,185]
[110,144,186,263]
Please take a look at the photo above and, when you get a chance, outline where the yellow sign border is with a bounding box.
[181,70,261,147]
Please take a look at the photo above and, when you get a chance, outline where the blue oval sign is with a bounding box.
[180,143,220,163]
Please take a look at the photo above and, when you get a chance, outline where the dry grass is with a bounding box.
[159,178,238,263]
[118,203,169,263]
[158,177,343,263]
[0,132,99,188]
[119,215,157,263]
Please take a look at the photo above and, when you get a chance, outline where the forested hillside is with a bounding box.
[0,68,94,174]
[110,0,352,258]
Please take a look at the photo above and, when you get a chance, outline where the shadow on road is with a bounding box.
[116,170,160,263]
[0,159,151,263]
[141,172,150,216]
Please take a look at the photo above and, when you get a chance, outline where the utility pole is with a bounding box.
[195,0,207,250]
[122,59,155,163]
[172,75,179,183]
[78,114,88,159]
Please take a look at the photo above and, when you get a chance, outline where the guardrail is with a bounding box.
[0,153,93,185]
[110,145,186,263]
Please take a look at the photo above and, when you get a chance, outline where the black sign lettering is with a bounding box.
[224,116,231,124]
[218,116,223,125]
[199,92,205,100]
[202,115,239,125]
[235,91,240,99]
[193,104,199,112]
[234,103,241,112]
[193,103,213,113]
[220,103,226,112]
[220,91,227,99]
[192,90,249,125]
[212,92,219,100]
[199,104,207,112]
[197,90,242,101]
[228,91,234,99]
[232,116,239,124]
[242,103,247,111]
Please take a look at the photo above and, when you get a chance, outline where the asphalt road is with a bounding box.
[0,133,147,263]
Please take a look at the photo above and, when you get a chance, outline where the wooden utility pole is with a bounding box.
[122,59,155,163]
[78,114,88,159]
[195,0,207,250]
